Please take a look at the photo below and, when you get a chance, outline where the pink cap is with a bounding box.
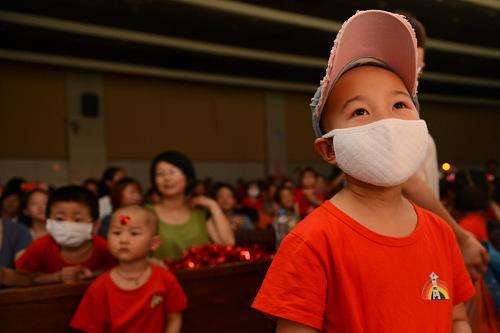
[311,10,419,134]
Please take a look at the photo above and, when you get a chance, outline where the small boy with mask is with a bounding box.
[16,186,116,284]
[252,10,474,333]
[71,205,187,333]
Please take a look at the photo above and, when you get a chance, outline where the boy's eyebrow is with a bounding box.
[340,95,365,112]
[391,90,412,98]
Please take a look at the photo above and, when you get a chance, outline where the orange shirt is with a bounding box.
[459,212,489,242]
[252,201,474,333]
[71,264,187,333]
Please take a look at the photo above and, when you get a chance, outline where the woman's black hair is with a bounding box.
[150,151,196,196]
[19,189,48,228]
[454,169,490,212]
[98,167,123,197]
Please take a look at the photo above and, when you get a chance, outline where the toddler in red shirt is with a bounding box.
[252,10,474,333]
[71,205,187,333]
[16,185,116,284]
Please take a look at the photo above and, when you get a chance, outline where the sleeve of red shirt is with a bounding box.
[252,232,327,330]
[163,270,188,313]
[71,277,109,333]
[448,228,475,305]
[15,237,46,272]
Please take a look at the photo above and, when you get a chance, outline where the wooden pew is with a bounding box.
[0,260,274,333]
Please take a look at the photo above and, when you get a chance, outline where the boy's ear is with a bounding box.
[314,138,337,165]
[149,235,162,252]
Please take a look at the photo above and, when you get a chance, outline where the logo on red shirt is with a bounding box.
[150,294,163,308]
[421,272,450,301]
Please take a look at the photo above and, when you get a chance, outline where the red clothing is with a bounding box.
[459,212,489,242]
[294,188,324,217]
[71,264,187,333]
[252,201,475,333]
[242,197,263,211]
[16,235,116,273]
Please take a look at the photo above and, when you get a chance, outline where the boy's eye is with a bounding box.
[352,108,368,117]
[112,230,121,235]
[131,231,140,236]
[393,102,407,109]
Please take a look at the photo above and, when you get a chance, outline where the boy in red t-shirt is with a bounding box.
[16,185,116,284]
[71,205,187,333]
[252,10,474,333]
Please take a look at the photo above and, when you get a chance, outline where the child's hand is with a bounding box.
[60,266,93,284]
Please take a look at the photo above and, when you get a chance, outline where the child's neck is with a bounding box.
[2,212,16,220]
[345,178,404,209]
[331,177,416,237]
[60,240,93,263]
[118,257,150,274]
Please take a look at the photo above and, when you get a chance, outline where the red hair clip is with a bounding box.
[119,215,131,225]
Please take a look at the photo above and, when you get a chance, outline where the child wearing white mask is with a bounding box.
[16,186,116,284]
[253,10,474,333]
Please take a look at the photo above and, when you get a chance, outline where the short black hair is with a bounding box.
[47,185,99,221]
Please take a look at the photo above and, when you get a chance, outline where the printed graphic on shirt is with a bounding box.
[150,294,163,308]
[421,272,450,301]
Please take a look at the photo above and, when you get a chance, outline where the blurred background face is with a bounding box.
[112,170,126,185]
[216,187,236,212]
[279,188,295,210]
[2,194,21,217]
[84,182,99,197]
[121,184,143,207]
[25,191,48,221]
[193,181,206,196]
[155,162,187,198]
[301,171,317,189]
[247,183,260,198]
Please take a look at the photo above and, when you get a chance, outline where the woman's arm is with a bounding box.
[452,303,471,333]
[402,174,488,281]
[192,196,235,246]
[277,319,318,333]
[165,313,182,333]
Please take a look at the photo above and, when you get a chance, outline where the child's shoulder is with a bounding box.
[152,264,178,283]
[27,234,56,249]
[86,269,112,293]
[287,201,345,245]
[414,204,456,241]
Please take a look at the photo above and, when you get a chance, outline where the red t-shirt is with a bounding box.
[71,264,187,333]
[242,197,263,212]
[252,201,475,333]
[459,212,489,242]
[16,235,116,273]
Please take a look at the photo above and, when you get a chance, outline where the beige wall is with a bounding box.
[0,61,498,185]
[103,74,267,162]
[0,62,67,158]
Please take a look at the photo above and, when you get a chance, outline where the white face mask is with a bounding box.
[322,118,428,187]
[248,187,260,198]
[46,219,93,247]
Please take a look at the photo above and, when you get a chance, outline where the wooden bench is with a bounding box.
[0,260,274,333]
